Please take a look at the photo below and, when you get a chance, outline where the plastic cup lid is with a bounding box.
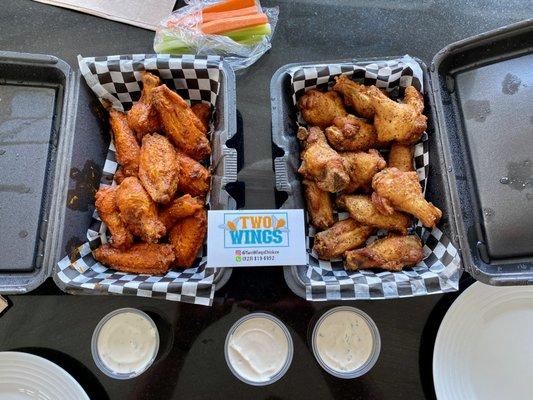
[311,306,381,379]
[224,312,294,386]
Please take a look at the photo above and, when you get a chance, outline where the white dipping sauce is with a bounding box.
[227,316,289,383]
[315,310,373,372]
[97,312,157,375]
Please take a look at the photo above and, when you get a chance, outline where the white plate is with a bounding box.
[0,352,89,400]
[433,282,533,400]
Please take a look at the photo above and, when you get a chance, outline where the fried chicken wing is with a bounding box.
[337,194,411,234]
[153,85,211,161]
[169,208,207,268]
[341,149,386,193]
[109,109,140,176]
[372,86,427,144]
[94,186,133,250]
[138,133,180,204]
[388,143,414,172]
[303,180,335,230]
[116,177,166,242]
[127,71,161,139]
[191,103,211,132]
[176,152,211,197]
[298,89,347,128]
[298,127,350,193]
[323,115,382,152]
[333,75,386,119]
[345,235,424,271]
[94,243,175,275]
[313,218,375,260]
[159,194,204,231]
[372,167,442,228]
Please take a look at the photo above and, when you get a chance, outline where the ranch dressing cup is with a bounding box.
[225,313,293,386]
[311,306,380,379]
[91,308,159,379]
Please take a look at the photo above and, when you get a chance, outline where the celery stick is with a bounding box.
[223,23,271,41]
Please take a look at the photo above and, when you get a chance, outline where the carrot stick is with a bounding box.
[203,0,256,14]
[202,5,258,23]
[201,13,268,35]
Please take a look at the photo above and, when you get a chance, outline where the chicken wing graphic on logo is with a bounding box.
[218,217,240,232]
[272,216,289,233]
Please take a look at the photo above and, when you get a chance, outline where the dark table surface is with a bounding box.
[1,1,532,399]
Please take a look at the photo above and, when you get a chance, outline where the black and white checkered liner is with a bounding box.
[56,54,226,306]
[289,55,461,301]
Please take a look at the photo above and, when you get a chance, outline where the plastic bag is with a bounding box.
[154,0,279,71]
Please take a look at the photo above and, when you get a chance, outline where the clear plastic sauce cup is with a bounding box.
[91,308,160,380]
[225,312,293,386]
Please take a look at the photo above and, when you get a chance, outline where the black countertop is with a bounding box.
[0,1,531,399]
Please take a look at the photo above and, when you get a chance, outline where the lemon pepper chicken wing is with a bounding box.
[298,89,348,128]
[371,168,442,228]
[372,85,427,144]
[324,115,385,152]
[333,75,386,119]
[116,177,166,242]
[169,208,207,268]
[153,85,211,161]
[345,235,424,271]
[138,133,180,204]
[191,103,211,132]
[94,186,133,250]
[388,143,414,172]
[159,194,204,231]
[127,71,161,139]
[109,109,140,176]
[298,127,350,193]
[176,152,211,197]
[341,149,386,193]
[303,180,335,230]
[337,194,411,234]
[313,218,376,260]
[94,243,175,275]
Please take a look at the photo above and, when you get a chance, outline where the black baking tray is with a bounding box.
[0,51,241,294]
[272,20,533,298]
[432,19,533,284]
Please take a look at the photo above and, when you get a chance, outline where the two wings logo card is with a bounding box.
[207,210,306,267]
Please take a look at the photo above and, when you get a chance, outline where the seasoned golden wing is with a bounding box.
[94,243,175,275]
[127,71,161,139]
[176,152,211,197]
[313,218,375,260]
[109,109,140,176]
[94,186,133,250]
[298,127,350,193]
[337,194,411,234]
[333,75,386,119]
[138,133,180,204]
[324,115,384,152]
[388,143,414,172]
[153,85,211,161]
[116,177,166,242]
[372,167,442,228]
[298,89,347,128]
[303,180,334,230]
[159,194,204,231]
[345,235,424,271]
[191,103,211,132]
[341,149,386,193]
[169,208,207,268]
[372,85,427,144]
